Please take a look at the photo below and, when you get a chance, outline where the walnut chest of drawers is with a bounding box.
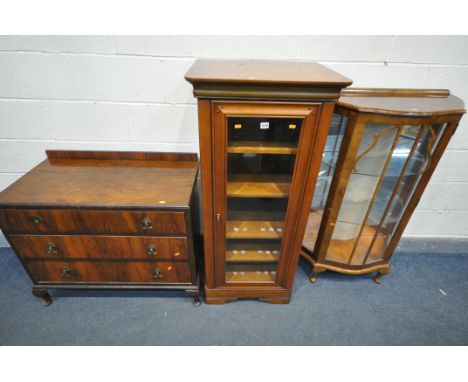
[0,150,201,306]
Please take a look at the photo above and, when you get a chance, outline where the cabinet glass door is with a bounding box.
[225,117,302,283]
[324,121,447,266]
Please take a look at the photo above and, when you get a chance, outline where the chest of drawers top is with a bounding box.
[0,150,199,211]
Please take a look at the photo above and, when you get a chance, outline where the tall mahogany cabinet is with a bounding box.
[185,60,352,304]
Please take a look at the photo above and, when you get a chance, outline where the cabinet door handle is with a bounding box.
[60,267,72,278]
[31,215,43,224]
[47,242,59,255]
[147,244,158,257]
[153,267,163,279]
[216,213,221,222]
[142,217,153,231]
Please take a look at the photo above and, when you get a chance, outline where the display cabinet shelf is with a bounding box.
[226,261,277,283]
[227,141,298,155]
[322,151,428,177]
[301,88,465,284]
[226,250,280,262]
[225,270,276,283]
[227,174,291,198]
[226,240,281,263]
[226,220,284,239]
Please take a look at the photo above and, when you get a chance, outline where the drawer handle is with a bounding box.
[47,242,59,255]
[142,217,153,231]
[60,267,72,278]
[31,215,43,224]
[153,267,163,279]
[147,244,158,257]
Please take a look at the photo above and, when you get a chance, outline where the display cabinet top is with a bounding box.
[339,88,466,117]
[0,150,198,209]
[185,59,353,86]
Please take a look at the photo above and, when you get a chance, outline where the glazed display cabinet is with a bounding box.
[302,88,465,283]
[186,59,352,303]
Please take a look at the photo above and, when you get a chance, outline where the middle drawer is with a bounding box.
[9,235,189,261]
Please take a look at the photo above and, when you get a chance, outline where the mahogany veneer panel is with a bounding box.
[0,209,186,235]
[0,151,198,209]
[9,235,189,261]
[28,261,191,284]
[185,59,352,86]
[339,94,465,117]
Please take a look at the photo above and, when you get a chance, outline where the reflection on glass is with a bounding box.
[304,114,348,251]
[225,117,302,283]
[324,122,446,266]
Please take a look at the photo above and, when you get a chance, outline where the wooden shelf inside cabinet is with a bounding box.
[325,225,387,266]
[227,174,291,198]
[227,141,298,155]
[226,271,276,283]
[226,220,284,239]
[226,250,279,262]
[303,210,386,265]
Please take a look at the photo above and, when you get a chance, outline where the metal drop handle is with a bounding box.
[60,267,71,278]
[142,217,153,231]
[47,242,59,255]
[153,267,163,279]
[147,244,158,257]
[31,215,43,224]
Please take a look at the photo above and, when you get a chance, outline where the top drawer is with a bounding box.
[0,209,187,235]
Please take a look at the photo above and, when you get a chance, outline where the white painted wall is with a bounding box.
[0,36,467,246]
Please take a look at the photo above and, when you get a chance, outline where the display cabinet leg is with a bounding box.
[309,272,319,284]
[32,288,52,306]
[192,296,202,307]
[373,267,391,285]
[186,290,202,307]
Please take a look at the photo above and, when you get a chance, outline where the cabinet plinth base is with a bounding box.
[258,297,291,304]
[204,286,292,304]
[205,297,238,305]
[301,250,391,284]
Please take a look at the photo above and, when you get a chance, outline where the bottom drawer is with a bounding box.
[27,260,191,284]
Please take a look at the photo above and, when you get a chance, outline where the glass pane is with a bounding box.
[304,114,348,252]
[365,123,448,263]
[324,122,447,267]
[225,117,302,283]
[325,122,399,265]
[351,125,424,265]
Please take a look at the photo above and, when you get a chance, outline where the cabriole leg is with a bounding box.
[309,272,319,283]
[32,288,52,306]
[186,290,202,307]
[309,265,326,284]
[373,266,391,285]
